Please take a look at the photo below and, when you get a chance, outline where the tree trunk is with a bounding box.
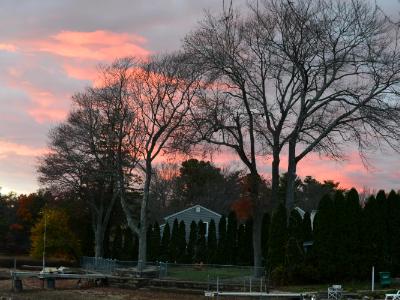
[271,148,280,209]
[286,140,297,213]
[138,161,152,271]
[252,211,263,277]
[249,172,263,277]
[94,224,105,258]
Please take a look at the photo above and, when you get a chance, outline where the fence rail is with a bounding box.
[81,256,117,274]
[80,256,265,283]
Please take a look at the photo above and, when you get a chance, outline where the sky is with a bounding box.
[0,0,399,195]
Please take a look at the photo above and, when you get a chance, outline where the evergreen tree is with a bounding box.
[177,220,187,263]
[332,191,346,279]
[268,203,287,271]
[261,213,270,264]
[288,209,303,242]
[285,209,304,276]
[186,221,197,263]
[386,190,400,274]
[112,225,123,259]
[217,215,227,264]
[362,192,386,273]
[244,218,253,265]
[195,220,207,262]
[285,236,304,282]
[146,224,153,261]
[121,228,137,260]
[160,222,171,261]
[341,188,362,278]
[376,190,388,269]
[169,219,180,262]
[152,222,161,261]
[302,212,312,242]
[237,223,246,265]
[207,219,217,263]
[313,194,335,280]
[226,211,238,264]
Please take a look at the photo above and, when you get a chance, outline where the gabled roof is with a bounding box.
[163,204,222,221]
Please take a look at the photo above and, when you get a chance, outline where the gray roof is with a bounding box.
[163,204,221,221]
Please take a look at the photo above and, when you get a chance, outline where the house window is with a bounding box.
[196,206,201,213]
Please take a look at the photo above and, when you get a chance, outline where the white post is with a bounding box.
[372,266,375,291]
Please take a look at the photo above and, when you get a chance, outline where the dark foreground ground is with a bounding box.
[0,279,204,300]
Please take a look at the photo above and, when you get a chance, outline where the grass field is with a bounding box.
[163,264,253,282]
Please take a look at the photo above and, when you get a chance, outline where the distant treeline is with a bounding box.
[110,188,400,284]
[2,180,400,284]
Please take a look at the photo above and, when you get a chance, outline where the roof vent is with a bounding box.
[196,206,201,213]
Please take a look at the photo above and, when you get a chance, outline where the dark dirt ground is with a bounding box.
[0,277,205,300]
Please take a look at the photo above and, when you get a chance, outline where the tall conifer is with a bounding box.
[207,219,217,263]
[245,218,253,265]
[226,211,238,264]
[169,218,180,262]
[268,203,287,271]
[313,194,335,280]
[186,221,197,263]
[177,220,187,263]
[196,220,207,262]
[152,221,161,261]
[160,222,171,261]
[261,213,270,264]
[217,215,227,264]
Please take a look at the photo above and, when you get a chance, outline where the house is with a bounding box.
[160,205,222,240]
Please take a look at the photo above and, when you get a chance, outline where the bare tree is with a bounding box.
[38,58,142,258]
[38,94,119,258]
[184,5,269,276]
[116,54,201,269]
[252,0,400,210]
[184,0,400,275]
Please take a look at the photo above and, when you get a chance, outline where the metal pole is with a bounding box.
[372,266,375,291]
[250,277,252,293]
[42,212,47,272]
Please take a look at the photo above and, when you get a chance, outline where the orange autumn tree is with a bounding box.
[232,174,271,221]
[30,208,81,261]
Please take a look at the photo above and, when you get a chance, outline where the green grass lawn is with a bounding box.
[163,265,400,296]
[164,265,253,282]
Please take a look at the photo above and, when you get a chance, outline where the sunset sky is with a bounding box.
[0,0,399,195]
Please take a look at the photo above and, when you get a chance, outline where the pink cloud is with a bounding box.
[6,76,69,123]
[0,140,48,158]
[0,43,17,52]
[63,63,98,82]
[27,30,150,62]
